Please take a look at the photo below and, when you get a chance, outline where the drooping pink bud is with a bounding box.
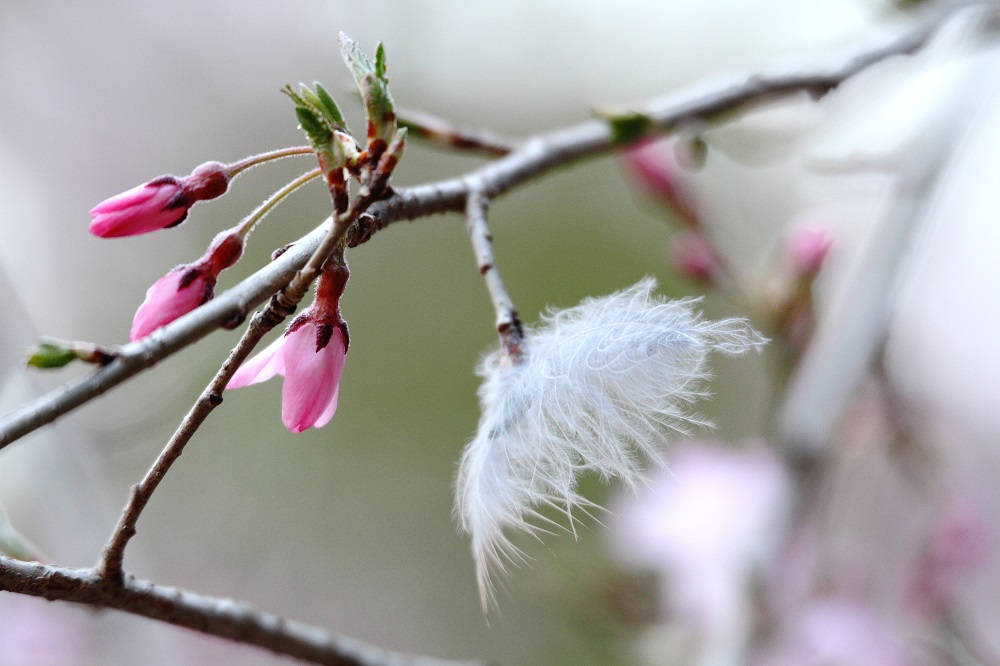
[228,317,348,433]
[672,230,719,284]
[785,224,833,279]
[622,140,699,228]
[228,259,350,433]
[129,230,244,340]
[89,161,230,238]
[906,504,988,618]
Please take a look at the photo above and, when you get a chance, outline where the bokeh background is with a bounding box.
[2,1,998,664]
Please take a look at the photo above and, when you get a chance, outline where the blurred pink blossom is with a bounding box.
[0,597,89,666]
[785,222,833,279]
[754,598,910,666]
[622,140,700,228]
[610,441,789,655]
[906,503,988,618]
[672,229,719,284]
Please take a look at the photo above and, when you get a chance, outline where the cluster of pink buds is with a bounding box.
[77,35,405,433]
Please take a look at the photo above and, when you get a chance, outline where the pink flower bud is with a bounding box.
[907,505,987,617]
[89,177,187,238]
[228,259,349,433]
[89,162,230,238]
[785,224,833,279]
[228,317,348,433]
[129,230,243,340]
[672,230,718,284]
[622,140,699,228]
[130,266,215,341]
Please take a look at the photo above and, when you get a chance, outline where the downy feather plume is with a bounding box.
[455,278,767,610]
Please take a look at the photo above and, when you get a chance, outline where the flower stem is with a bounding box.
[234,168,322,239]
[226,146,315,177]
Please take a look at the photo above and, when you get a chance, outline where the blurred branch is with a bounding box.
[399,108,519,156]
[0,10,955,450]
[0,556,481,666]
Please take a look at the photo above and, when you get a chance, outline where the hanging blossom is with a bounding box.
[89,161,231,238]
[228,260,350,433]
[130,229,244,340]
[455,278,767,610]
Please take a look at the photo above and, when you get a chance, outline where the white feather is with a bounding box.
[455,278,767,610]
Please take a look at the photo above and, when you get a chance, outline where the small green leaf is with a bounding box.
[339,34,397,149]
[26,341,77,369]
[339,32,375,84]
[361,74,397,144]
[295,106,332,148]
[281,84,309,108]
[374,42,387,81]
[596,108,655,145]
[313,82,346,128]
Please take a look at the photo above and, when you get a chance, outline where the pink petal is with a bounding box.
[280,324,346,432]
[130,269,210,340]
[89,181,186,238]
[227,336,287,389]
[311,382,341,430]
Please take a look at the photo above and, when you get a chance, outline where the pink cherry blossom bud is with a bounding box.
[89,177,187,238]
[130,266,215,341]
[129,230,243,340]
[89,162,230,238]
[228,317,348,433]
[785,224,833,279]
[228,258,349,433]
[622,139,699,228]
[672,230,718,284]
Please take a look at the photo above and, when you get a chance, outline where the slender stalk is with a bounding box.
[227,145,315,177]
[235,167,323,239]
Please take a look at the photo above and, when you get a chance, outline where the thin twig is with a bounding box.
[0,556,482,666]
[0,13,954,450]
[399,108,520,157]
[464,190,523,359]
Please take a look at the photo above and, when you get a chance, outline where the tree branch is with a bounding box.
[0,12,951,451]
[464,190,523,360]
[399,108,519,157]
[0,556,482,666]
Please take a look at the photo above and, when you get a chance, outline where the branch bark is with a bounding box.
[0,13,947,450]
[0,556,481,666]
